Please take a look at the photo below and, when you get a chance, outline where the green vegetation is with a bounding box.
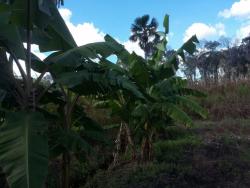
[0,1,250,188]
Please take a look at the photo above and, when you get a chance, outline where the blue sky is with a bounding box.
[58,0,250,55]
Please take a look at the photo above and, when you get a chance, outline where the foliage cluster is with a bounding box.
[0,1,206,188]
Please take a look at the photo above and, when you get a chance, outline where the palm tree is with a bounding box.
[129,14,160,59]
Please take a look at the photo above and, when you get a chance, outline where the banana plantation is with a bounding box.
[1,0,250,188]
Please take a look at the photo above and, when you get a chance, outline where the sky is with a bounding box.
[56,0,250,56]
[16,0,250,77]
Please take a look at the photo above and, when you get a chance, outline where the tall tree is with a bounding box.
[129,14,160,59]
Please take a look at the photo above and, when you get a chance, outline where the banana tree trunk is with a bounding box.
[61,97,71,188]
[141,136,152,162]
[110,121,137,168]
[124,123,136,160]
[111,122,127,167]
[61,93,79,188]
[140,125,153,163]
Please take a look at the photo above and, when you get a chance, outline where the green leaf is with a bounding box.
[163,14,169,34]
[54,128,92,154]
[40,0,77,50]
[104,34,125,52]
[30,52,47,73]
[172,96,208,119]
[180,35,199,55]
[129,54,151,87]
[0,23,25,59]
[155,57,178,80]
[0,112,48,188]
[8,0,76,52]
[104,34,130,64]
[162,102,194,127]
[0,89,6,102]
[55,68,144,99]
[0,3,11,24]
[48,41,122,74]
[156,42,166,52]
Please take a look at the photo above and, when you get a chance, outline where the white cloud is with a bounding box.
[59,8,72,22]
[183,23,226,42]
[123,41,144,57]
[22,43,46,60]
[215,23,226,36]
[31,44,46,60]
[59,8,105,46]
[236,23,250,39]
[59,8,144,57]
[219,0,250,19]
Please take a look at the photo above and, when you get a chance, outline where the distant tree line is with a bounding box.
[182,36,250,85]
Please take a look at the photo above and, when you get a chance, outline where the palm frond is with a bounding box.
[149,18,158,29]
[131,24,142,33]
[129,34,138,42]
[140,14,150,28]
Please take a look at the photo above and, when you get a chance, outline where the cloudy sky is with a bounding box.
[57,0,250,55]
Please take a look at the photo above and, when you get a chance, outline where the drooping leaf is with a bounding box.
[161,102,194,127]
[0,112,48,188]
[0,23,25,59]
[47,41,124,74]
[7,0,76,52]
[180,35,199,55]
[55,68,144,99]
[170,96,208,119]
[30,52,47,73]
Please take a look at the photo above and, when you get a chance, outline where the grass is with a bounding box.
[81,82,250,187]
[196,81,250,120]
[84,123,250,187]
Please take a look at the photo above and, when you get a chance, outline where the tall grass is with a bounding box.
[192,80,250,120]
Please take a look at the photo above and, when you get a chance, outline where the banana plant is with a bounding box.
[94,89,140,167]
[0,1,144,188]
[103,15,208,162]
[0,1,60,187]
